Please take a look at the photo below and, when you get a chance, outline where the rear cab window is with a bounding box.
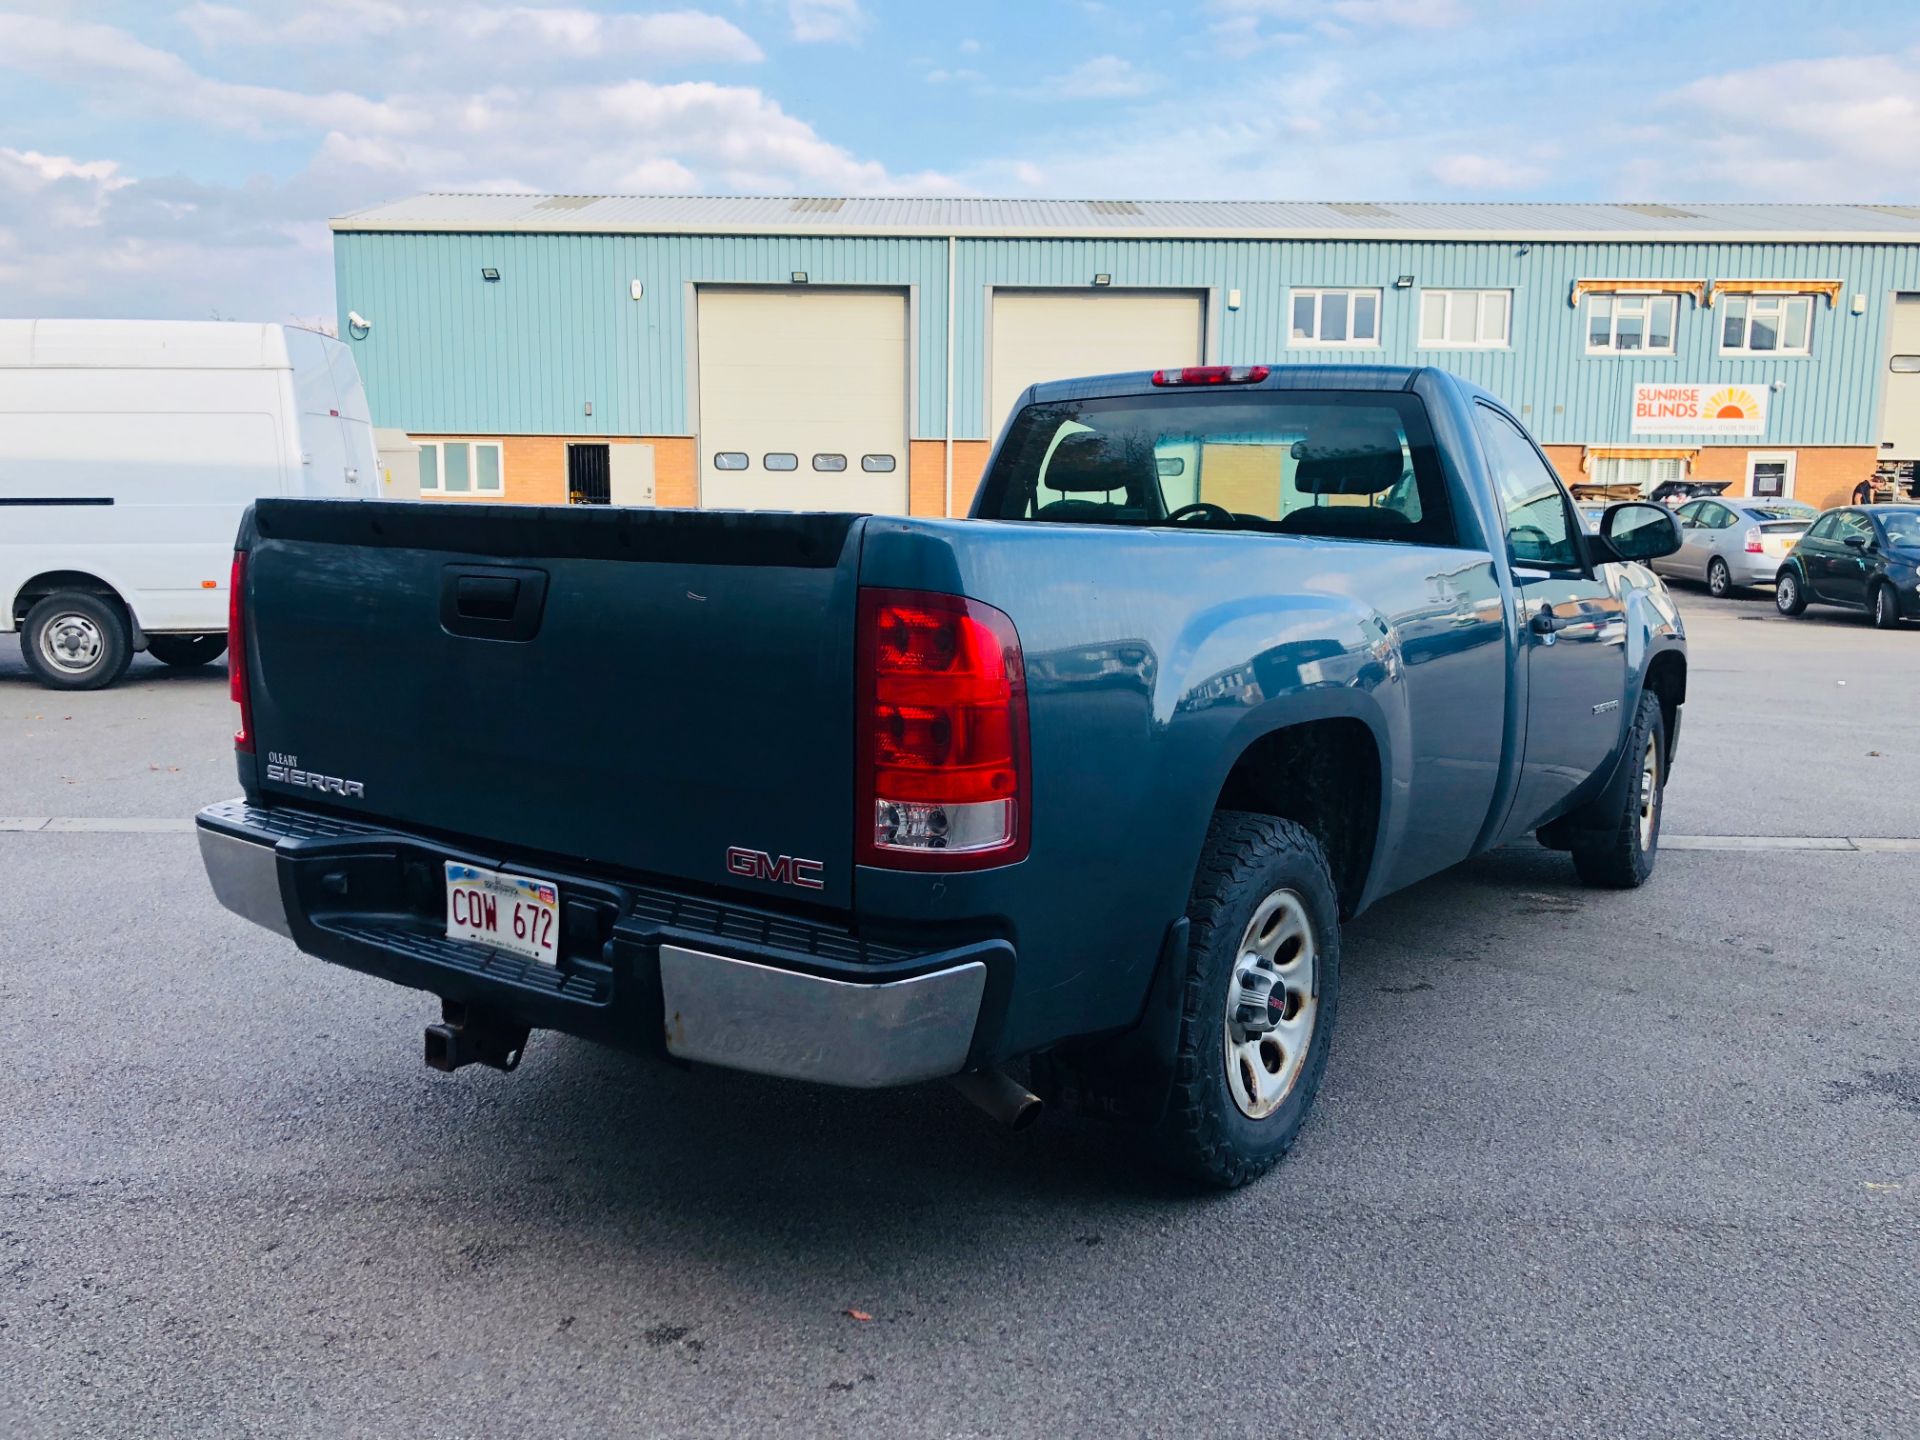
[975,389,1458,547]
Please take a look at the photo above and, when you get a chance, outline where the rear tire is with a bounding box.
[1154,811,1340,1189]
[146,634,228,668]
[1775,568,1807,616]
[1871,582,1902,631]
[1571,691,1665,889]
[21,591,133,691]
[1707,558,1733,598]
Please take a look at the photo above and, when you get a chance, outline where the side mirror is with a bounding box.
[1842,533,1869,550]
[1597,501,1682,563]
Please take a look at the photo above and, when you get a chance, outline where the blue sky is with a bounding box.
[2,1,1917,324]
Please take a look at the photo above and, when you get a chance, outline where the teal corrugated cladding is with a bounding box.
[337,231,1920,446]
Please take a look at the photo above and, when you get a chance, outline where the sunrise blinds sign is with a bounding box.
[1630,382,1768,436]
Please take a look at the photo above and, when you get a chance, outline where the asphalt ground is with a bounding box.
[3,585,1917,1438]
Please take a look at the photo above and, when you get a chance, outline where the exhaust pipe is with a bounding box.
[950,1068,1044,1131]
[425,999,530,1073]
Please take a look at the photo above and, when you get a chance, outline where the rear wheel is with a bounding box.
[146,634,228,668]
[1871,582,1902,631]
[21,591,133,691]
[1155,811,1340,1188]
[1707,557,1733,598]
[1775,568,1807,616]
[1571,690,1665,889]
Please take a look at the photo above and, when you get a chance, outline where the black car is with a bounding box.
[1774,505,1920,629]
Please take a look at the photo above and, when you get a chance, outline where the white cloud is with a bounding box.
[788,0,864,44]
[1047,55,1159,100]
[175,3,764,63]
[1648,51,1920,197]
[1207,0,1464,52]
[926,67,986,87]
[0,11,954,320]
[1428,151,1548,190]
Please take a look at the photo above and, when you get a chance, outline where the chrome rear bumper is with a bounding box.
[196,800,996,1088]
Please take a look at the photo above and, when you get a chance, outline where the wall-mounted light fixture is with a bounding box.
[1394,275,1415,289]
[584,400,593,416]
[791,271,809,284]
[630,279,645,301]
[1092,273,1112,287]
[1852,293,1867,315]
[480,267,500,282]
[1227,288,1242,311]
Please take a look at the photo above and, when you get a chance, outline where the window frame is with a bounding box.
[1472,401,1591,574]
[1719,293,1814,356]
[1418,288,1513,349]
[417,439,505,497]
[1288,287,1384,348]
[1745,451,1796,498]
[1584,293,1678,356]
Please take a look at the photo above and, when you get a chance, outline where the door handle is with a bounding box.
[1529,605,1565,636]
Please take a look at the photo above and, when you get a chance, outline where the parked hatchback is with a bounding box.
[1775,505,1920,629]
[1651,496,1817,597]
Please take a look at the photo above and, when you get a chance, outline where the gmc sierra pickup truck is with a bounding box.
[198,364,1687,1187]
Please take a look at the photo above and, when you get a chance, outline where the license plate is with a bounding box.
[444,862,559,966]
[1780,538,1797,553]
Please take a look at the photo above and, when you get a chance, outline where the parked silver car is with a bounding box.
[1651,496,1817,596]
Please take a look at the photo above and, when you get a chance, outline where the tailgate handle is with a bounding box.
[457,575,519,618]
[440,565,549,642]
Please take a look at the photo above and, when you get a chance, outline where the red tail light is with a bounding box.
[1744,527,1764,554]
[1151,365,1270,386]
[229,550,253,753]
[856,587,1030,870]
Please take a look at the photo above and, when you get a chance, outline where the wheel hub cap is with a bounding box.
[1223,888,1318,1121]
[41,614,103,671]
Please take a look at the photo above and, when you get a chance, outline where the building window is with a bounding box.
[1290,288,1381,346]
[1589,455,1684,492]
[1420,289,1511,347]
[861,453,897,473]
[763,452,798,471]
[1586,294,1676,355]
[419,440,504,495]
[1720,295,1812,355]
[713,452,748,470]
[1746,452,1796,497]
[812,453,847,471]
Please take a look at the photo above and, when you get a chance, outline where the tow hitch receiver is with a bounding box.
[424,999,531,1073]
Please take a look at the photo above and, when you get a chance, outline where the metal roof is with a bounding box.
[330,194,1920,243]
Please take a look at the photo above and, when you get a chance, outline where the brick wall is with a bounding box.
[1542,442,1877,509]
[906,441,995,516]
[411,436,697,506]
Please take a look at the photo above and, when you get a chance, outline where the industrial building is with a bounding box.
[330,196,1920,514]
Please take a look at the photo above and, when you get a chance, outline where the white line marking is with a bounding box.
[1661,834,1858,852]
[0,817,196,833]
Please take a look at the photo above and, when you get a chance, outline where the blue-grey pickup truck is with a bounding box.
[198,364,1687,1186]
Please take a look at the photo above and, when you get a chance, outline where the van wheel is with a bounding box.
[146,634,229,668]
[1154,811,1340,1188]
[1571,691,1665,889]
[22,591,133,690]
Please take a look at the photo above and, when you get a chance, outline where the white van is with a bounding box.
[0,320,379,689]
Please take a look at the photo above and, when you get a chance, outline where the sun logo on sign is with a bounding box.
[1704,386,1759,421]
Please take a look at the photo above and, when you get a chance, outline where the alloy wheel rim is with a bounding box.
[39,613,104,672]
[1709,562,1728,596]
[1778,575,1796,610]
[1637,734,1660,850]
[1223,888,1318,1120]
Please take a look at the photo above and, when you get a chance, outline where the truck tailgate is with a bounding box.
[242,500,864,909]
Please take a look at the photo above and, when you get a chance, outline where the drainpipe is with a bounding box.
[944,233,956,518]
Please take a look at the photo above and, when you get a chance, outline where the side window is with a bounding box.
[1839,512,1877,544]
[1675,501,1704,528]
[1472,405,1582,568]
[1698,502,1733,529]
[1805,513,1838,541]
